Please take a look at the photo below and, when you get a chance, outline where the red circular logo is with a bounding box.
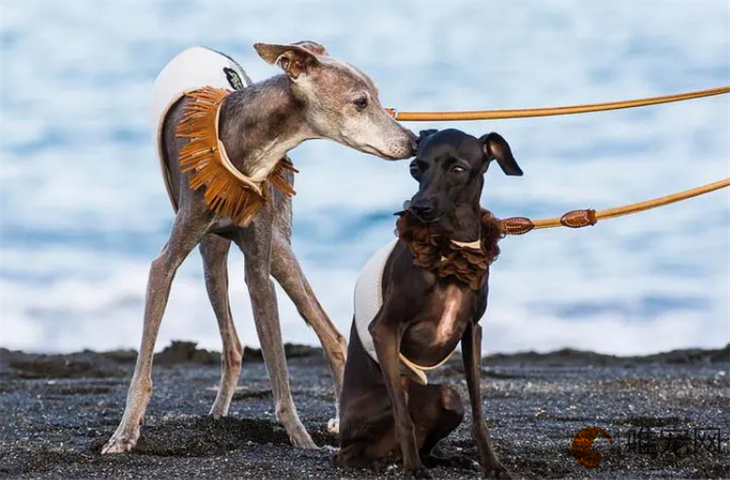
[572,426,613,468]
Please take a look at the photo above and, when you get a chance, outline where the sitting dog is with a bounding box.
[337,129,523,478]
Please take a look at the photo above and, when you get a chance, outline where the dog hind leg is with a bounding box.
[417,384,464,455]
[338,378,464,470]
[337,385,398,466]
[200,233,244,419]
[270,231,347,434]
[237,205,316,449]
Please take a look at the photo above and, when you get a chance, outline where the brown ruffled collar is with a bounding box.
[176,86,297,227]
[396,209,503,290]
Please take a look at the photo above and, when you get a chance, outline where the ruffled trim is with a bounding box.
[396,210,503,290]
[176,86,297,226]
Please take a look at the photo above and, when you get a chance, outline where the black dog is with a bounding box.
[337,129,523,478]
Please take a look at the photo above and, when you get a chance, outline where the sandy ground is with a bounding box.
[1,341,728,479]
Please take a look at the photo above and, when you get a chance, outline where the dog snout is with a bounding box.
[387,128,418,159]
[409,199,437,221]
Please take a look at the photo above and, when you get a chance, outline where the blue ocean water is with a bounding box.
[1,1,729,355]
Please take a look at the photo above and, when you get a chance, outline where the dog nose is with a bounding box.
[409,200,435,218]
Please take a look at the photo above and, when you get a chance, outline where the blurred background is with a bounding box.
[1,1,728,355]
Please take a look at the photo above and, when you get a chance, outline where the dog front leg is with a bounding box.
[237,211,316,449]
[370,312,429,478]
[462,323,510,479]
[103,210,212,454]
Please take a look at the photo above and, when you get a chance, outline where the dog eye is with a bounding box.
[452,165,466,174]
[353,96,368,111]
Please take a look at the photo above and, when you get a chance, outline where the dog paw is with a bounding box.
[320,444,338,454]
[101,432,138,454]
[481,461,512,479]
[408,467,432,479]
[423,453,478,471]
[327,418,340,436]
[287,426,317,449]
[208,405,229,420]
[277,404,317,449]
[404,460,431,479]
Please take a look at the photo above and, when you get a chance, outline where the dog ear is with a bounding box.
[254,42,323,79]
[418,129,438,141]
[290,40,328,56]
[479,132,523,176]
[416,129,438,149]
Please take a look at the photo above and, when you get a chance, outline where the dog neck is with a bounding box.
[441,203,483,244]
[396,210,503,291]
[218,75,318,182]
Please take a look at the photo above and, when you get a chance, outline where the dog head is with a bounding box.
[254,41,417,160]
[406,129,522,223]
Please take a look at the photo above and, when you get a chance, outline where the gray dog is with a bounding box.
[103,40,417,454]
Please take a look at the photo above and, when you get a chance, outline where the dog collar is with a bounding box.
[450,237,482,250]
[176,86,298,226]
[396,211,503,291]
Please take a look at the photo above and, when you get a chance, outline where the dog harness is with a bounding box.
[354,211,504,385]
[151,47,297,226]
[354,239,460,386]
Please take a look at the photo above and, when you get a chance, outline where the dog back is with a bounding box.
[150,47,249,208]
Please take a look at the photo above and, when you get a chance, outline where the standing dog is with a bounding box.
[337,129,523,478]
[103,41,417,454]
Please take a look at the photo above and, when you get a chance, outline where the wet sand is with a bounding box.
[1,341,728,479]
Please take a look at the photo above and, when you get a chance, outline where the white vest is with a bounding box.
[354,240,458,385]
[150,46,249,206]
[353,239,399,368]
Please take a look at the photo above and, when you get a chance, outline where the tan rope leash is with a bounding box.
[386,85,730,121]
[500,177,730,235]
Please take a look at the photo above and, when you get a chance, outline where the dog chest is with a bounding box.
[399,284,471,365]
[354,241,468,384]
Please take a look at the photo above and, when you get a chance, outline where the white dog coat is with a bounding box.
[150,46,249,206]
[353,239,399,371]
[354,240,456,385]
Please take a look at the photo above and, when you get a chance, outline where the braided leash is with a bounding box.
[386,85,730,121]
[500,177,730,235]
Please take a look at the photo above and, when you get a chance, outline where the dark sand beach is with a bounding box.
[1,341,728,479]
